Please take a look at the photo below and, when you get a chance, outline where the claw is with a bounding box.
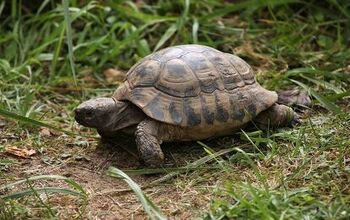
[290,113,302,126]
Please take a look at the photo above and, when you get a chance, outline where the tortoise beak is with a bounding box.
[74,107,84,125]
[74,106,94,126]
[74,97,118,128]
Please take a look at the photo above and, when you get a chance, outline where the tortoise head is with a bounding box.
[74,97,124,129]
[74,97,145,135]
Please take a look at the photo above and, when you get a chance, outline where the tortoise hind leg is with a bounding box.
[135,119,164,167]
[277,89,311,108]
[253,103,298,130]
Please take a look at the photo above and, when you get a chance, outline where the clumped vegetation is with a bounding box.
[0,0,349,219]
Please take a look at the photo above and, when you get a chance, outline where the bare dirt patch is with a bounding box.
[0,124,215,219]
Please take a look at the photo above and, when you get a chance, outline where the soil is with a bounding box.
[0,124,220,219]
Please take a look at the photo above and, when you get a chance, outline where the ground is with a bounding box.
[1,1,350,219]
[1,104,350,219]
[1,121,216,219]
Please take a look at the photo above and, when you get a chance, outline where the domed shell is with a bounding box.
[114,44,277,127]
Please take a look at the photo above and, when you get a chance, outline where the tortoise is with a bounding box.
[74,44,310,167]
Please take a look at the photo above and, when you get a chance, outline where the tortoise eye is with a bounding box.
[85,109,93,117]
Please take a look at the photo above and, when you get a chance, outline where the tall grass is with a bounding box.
[62,0,77,87]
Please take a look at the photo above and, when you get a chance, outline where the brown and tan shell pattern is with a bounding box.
[114,44,278,127]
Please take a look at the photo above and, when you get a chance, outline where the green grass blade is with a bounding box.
[327,0,350,18]
[153,24,177,51]
[201,0,299,21]
[240,130,265,156]
[107,2,177,23]
[0,175,85,193]
[2,187,82,200]
[191,142,237,168]
[300,74,343,94]
[37,0,51,15]
[62,0,78,87]
[308,89,343,114]
[0,1,5,17]
[1,175,88,217]
[0,108,77,136]
[107,167,167,220]
[192,18,199,44]
[114,143,236,178]
[286,67,328,77]
[177,0,190,32]
[0,108,96,139]
[290,79,343,114]
[326,91,350,101]
[0,159,15,166]
[1,175,87,199]
[11,0,17,20]
[137,39,151,57]
[148,146,238,186]
[232,147,268,191]
[122,166,219,176]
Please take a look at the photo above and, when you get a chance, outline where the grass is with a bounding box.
[0,0,349,219]
[107,167,167,220]
[202,112,350,219]
[0,175,87,219]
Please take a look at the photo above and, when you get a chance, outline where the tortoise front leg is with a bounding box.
[253,103,299,130]
[135,119,164,167]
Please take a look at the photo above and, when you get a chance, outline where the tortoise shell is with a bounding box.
[114,44,277,127]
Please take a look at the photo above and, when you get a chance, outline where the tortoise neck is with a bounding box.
[97,101,146,137]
